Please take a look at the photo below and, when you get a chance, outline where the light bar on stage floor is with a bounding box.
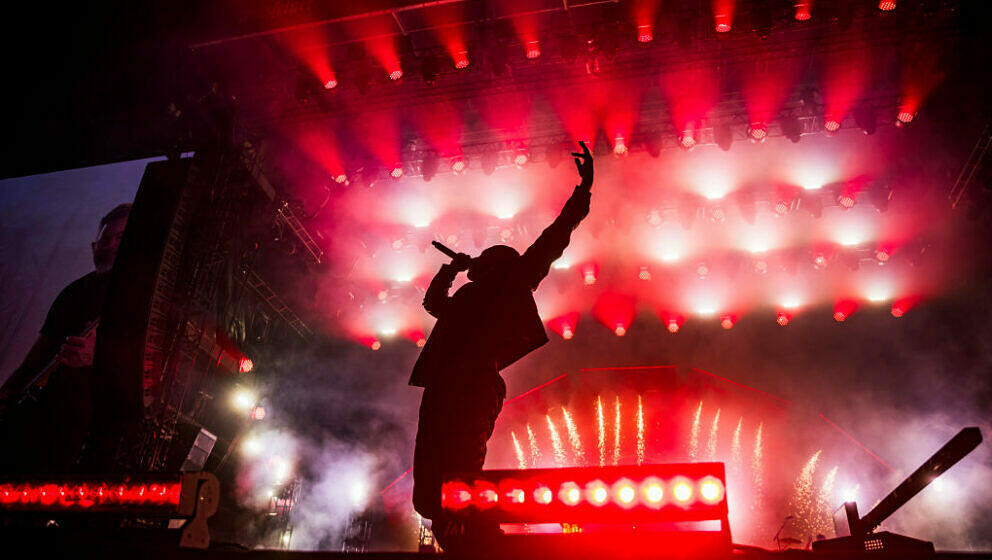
[0,472,219,549]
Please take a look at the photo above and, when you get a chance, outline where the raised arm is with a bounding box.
[422,253,471,318]
[519,141,594,290]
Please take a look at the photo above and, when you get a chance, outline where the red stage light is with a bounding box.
[875,247,891,263]
[505,487,526,504]
[562,326,574,340]
[672,478,693,504]
[390,165,403,178]
[695,262,710,278]
[699,477,725,504]
[643,480,664,505]
[238,357,254,374]
[715,14,732,33]
[679,131,697,150]
[513,151,529,167]
[584,268,597,286]
[838,193,856,209]
[667,320,680,333]
[334,173,348,184]
[637,25,653,43]
[897,110,915,124]
[824,119,841,132]
[614,479,637,506]
[834,311,846,321]
[794,2,812,20]
[891,305,904,317]
[389,69,403,81]
[638,267,652,281]
[878,0,896,10]
[454,51,469,69]
[323,78,338,90]
[720,316,734,330]
[748,122,768,143]
[587,482,609,506]
[249,405,266,421]
[613,136,628,156]
[833,300,857,322]
[776,312,791,326]
[813,253,828,270]
[559,483,582,506]
[451,157,467,175]
[0,479,183,510]
[474,481,499,509]
[442,481,472,510]
[525,41,541,59]
[614,325,626,337]
[370,340,381,351]
[416,337,427,348]
[534,486,553,505]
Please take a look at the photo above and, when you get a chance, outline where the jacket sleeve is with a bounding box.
[423,264,460,318]
[518,186,591,290]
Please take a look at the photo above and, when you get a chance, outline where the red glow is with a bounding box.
[416,337,427,348]
[614,325,627,337]
[588,482,609,506]
[454,51,469,69]
[548,312,580,341]
[613,136,628,156]
[776,312,791,326]
[878,0,896,10]
[323,77,338,90]
[249,405,266,421]
[794,2,812,20]
[0,480,181,510]
[614,479,637,506]
[451,156,467,175]
[525,41,541,59]
[834,300,858,322]
[390,166,403,179]
[238,357,254,374]
[824,119,841,132]
[822,50,869,136]
[389,69,403,80]
[897,110,915,124]
[594,293,636,337]
[875,246,891,262]
[680,131,697,150]
[643,480,664,505]
[720,315,735,330]
[559,482,582,506]
[371,340,381,351]
[667,320,680,333]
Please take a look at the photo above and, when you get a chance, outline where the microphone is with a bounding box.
[431,241,459,259]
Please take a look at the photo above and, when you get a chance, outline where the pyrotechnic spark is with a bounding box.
[596,396,606,467]
[561,407,585,463]
[707,408,721,459]
[511,431,527,470]
[526,424,541,467]
[752,422,764,508]
[816,466,839,536]
[789,450,823,537]
[636,395,645,466]
[731,417,743,472]
[546,414,566,466]
[612,396,622,465]
[689,401,703,461]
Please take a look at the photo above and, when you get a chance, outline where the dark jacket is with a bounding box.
[409,186,591,389]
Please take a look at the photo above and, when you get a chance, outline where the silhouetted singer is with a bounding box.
[411,141,594,542]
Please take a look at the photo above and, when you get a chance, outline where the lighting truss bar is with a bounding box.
[242,267,313,340]
[276,201,324,264]
[949,123,992,209]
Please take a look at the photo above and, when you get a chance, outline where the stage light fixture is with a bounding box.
[562,325,574,340]
[389,69,403,81]
[824,117,841,133]
[370,340,382,351]
[715,12,732,33]
[667,320,680,333]
[454,50,470,69]
[813,252,828,270]
[837,190,857,209]
[794,2,812,20]
[775,188,797,215]
[238,357,254,374]
[451,156,468,175]
[875,246,891,263]
[753,257,768,274]
[878,0,896,11]
[323,77,338,90]
[525,40,541,59]
[637,24,654,43]
[250,405,266,421]
[231,387,257,412]
[776,311,791,326]
[613,136,628,156]
[720,315,735,330]
[715,123,733,151]
[855,106,877,135]
[333,173,348,185]
[748,122,768,143]
[695,261,710,278]
[513,149,529,167]
[390,164,404,179]
[781,114,802,143]
[709,205,727,224]
[679,128,697,151]
[638,266,652,281]
[897,109,916,126]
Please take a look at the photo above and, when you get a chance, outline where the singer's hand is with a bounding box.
[571,140,594,191]
[451,253,472,272]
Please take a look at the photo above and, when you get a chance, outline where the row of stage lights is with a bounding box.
[359,296,920,351]
[331,110,914,186]
[317,0,910,92]
[443,476,725,512]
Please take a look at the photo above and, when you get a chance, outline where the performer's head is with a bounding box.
[468,245,519,281]
[92,202,132,273]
